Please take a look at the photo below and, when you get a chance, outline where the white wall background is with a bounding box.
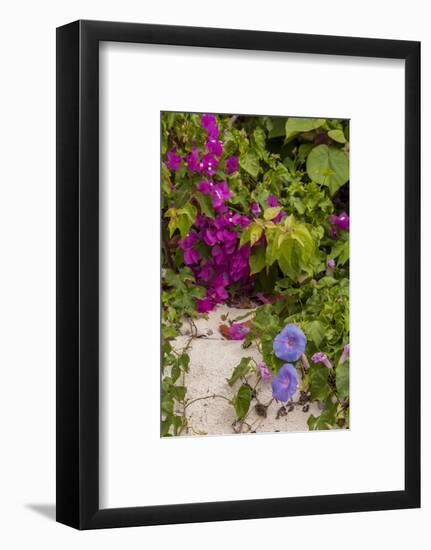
[0,1,427,548]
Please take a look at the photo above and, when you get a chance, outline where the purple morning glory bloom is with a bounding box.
[227,322,250,340]
[327,258,336,269]
[251,202,261,215]
[226,155,239,174]
[311,352,333,369]
[273,324,307,362]
[267,194,280,207]
[201,153,218,176]
[165,149,181,171]
[258,362,272,380]
[206,137,223,157]
[210,181,232,209]
[339,344,350,365]
[271,363,298,402]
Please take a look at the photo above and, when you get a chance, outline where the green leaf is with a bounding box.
[232,384,252,419]
[328,129,347,144]
[250,246,266,274]
[227,357,252,386]
[316,276,338,288]
[162,397,174,416]
[171,385,186,401]
[285,118,325,140]
[291,197,305,215]
[268,117,288,138]
[291,224,315,263]
[264,206,282,221]
[309,365,331,401]
[306,145,349,195]
[176,202,197,238]
[253,127,266,154]
[171,364,181,383]
[336,362,349,399]
[250,223,263,246]
[240,150,260,178]
[331,238,349,265]
[306,320,325,347]
[278,237,301,281]
[172,182,193,208]
[307,399,337,430]
[177,216,191,239]
[195,191,215,217]
[178,353,190,372]
[339,240,349,265]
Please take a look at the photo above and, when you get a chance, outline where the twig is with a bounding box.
[185,394,231,409]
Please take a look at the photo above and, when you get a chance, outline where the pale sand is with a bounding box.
[171,305,321,436]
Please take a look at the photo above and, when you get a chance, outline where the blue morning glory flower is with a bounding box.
[273,323,306,362]
[271,364,298,402]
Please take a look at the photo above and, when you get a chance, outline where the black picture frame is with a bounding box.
[56,19,421,530]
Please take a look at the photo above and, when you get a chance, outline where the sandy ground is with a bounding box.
[172,305,321,436]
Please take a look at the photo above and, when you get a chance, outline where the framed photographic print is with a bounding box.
[56,20,420,529]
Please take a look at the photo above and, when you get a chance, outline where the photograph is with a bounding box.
[161,111,350,437]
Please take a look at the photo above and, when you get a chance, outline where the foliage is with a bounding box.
[161,111,350,434]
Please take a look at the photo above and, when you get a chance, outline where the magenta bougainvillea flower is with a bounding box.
[206,137,223,157]
[197,261,213,281]
[179,232,200,265]
[258,362,272,380]
[250,202,261,215]
[267,195,279,208]
[186,145,202,173]
[226,155,239,174]
[202,113,220,141]
[179,231,198,249]
[165,149,181,171]
[273,324,307,362]
[210,181,232,209]
[339,344,350,364]
[188,203,252,313]
[201,113,217,131]
[266,194,286,222]
[201,153,219,176]
[197,180,213,194]
[227,322,250,340]
[196,297,215,313]
[330,211,350,236]
[183,248,200,265]
[167,115,258,314]
[271,363,298,402]
[311,352,333,369]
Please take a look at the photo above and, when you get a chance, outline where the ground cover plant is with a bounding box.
[161,112,350,436]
